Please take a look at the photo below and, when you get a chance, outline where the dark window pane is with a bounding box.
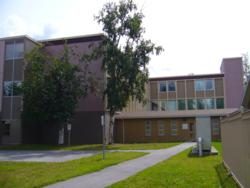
[5,43,14,60]
[151,101,158,111]
[205,80,214,90]
[3,81,22,96]
[205,98,215,109]
[5,42,24,60]
[187,99,196,110]
[159,82,166,92]
[197,99,205,109]
[168,81,176,91]
[178,100,186,110]
[14,43,24,58]
[216,98,224,109]
[195,80,205,91]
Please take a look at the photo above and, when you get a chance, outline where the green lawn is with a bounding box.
[0,152,146,188]
[109,142,239,188]
[0,142,181,151]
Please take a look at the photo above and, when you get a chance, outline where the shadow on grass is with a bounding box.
[215,163,240,188]
[187,149,213,158]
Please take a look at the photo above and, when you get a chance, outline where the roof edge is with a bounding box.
[149,73,224,81]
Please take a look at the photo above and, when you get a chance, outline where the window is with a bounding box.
[170,120,178,136]
[151,101,159,111]
[145,120,152,136]
[160,101,167,111]
[195,80,205,91]
[3,122,10,136]
[167,100,177,111]
[15,43,24,58]
[195,79,214,91]
[158,121,165,136]
[168,81,176,91]
[216,98,224,109]
[182,123,188,130]
[212,119,220,136]
[3,81,22,96]
[5,42,24,60]
[205,79,214,90]
[187,99,196,110]
[197,99,205,109]
[178,100,186,110]
[205,98,215,109]
[159,81,167,92]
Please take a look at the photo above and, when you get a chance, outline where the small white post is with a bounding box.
[198,137,203,156]
[101,115,105,160]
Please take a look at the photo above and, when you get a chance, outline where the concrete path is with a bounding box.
[46,142,195,188]
[0,150,99,162]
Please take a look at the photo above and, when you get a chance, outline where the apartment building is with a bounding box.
[0,34,244,145]
[0,34,106,145]
[114,57,244,143]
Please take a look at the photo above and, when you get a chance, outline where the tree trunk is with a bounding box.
[108,112,115,144]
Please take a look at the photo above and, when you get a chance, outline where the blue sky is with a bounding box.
[1,0,250,77]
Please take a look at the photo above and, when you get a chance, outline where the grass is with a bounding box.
[0,152,146,188]
[109,142,239,188]
[0,142,181,151]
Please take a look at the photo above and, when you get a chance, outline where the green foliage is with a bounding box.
[95,0,163,115]
[242,53,250,87]
[22,45,88,125]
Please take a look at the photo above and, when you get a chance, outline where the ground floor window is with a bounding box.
[145,120,152,136]
[212,119,220,136]
[158,121,165,136]
[170,120,178,136]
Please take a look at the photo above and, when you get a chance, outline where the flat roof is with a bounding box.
[149,73,224,81]
[115,109,237,119]
[0,35,40,45]
[39,33,104,46]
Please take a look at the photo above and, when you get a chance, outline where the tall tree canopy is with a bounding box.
[242,53,250,87]
[22,45,90,125]
[95,0,163,143]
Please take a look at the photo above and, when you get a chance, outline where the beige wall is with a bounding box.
[221,110,250,188]
[122,83,150,112]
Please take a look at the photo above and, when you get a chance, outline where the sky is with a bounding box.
[1,0,250,77]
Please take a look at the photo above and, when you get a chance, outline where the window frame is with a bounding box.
[159,81,167,92]
[145,120,152,137]
[187,99,197,110]
[158,120,165,136]
[168,81,176,92]
[5,42,24,60]
[178,99,186,110]
[205,79,215,91]
[216,98,224,109]
[170,120,178,136]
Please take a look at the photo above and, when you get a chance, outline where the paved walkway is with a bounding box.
[0,150,99,162]
[46,142,195,188]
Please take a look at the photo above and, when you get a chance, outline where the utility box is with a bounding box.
[196,116,211,151]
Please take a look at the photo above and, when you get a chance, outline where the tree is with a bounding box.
[242,53,250,87]
[22,45,90,130]
[94,0,163,143]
